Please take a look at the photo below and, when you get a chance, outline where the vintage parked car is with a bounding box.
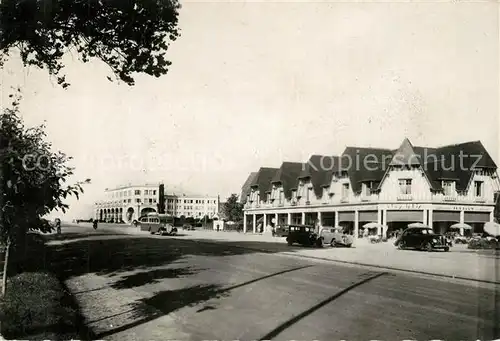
[319,226,354,247]
[394,226,450,252]
[182,224,195,230]
[286,224,322,247]
[139,213,178,236]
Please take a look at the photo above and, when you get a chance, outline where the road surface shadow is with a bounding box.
[41,231,128,242]
[96,265,313,339]
[258,271,388,340]
[110,267,202,289]
[29,231,321,339]
[36,231,304,280]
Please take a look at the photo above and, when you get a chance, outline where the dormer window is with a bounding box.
[398,179,412,195]
[297,180,305,198]
[342,183,349,198]
[442,180,454,196]
[362,181,374,196]
[474,181,483,197]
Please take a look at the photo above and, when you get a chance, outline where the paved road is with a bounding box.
[44,225,499,341]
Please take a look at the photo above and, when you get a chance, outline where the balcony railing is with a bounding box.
[474,197,486,203]
[340,197,349,203]
[360,193,372,201]
[443,195,457,202]
[397,194,413,201]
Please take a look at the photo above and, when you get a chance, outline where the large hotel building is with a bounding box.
[94,183,219,223]
[240,139,500,239]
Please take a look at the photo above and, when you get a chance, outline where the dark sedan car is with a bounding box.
[286,225,322,247]
[394,227,450,252]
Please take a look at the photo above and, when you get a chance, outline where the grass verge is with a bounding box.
[0,272,85,340]
[0,233,95,341]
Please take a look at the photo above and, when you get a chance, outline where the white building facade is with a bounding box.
[241,139,500,241]
[94,183,160,223]
[165,194,220,219]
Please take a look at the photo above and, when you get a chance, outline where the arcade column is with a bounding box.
[243,213,247,233]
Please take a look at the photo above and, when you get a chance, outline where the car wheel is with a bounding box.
[397,241,406,250]
[424,242,433,252]
[287,238,293,246]
[330,240,336,248]
[444,246,450,252]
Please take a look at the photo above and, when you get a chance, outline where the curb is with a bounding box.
[186,237,500,286]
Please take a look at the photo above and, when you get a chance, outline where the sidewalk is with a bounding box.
[100,226,500,284]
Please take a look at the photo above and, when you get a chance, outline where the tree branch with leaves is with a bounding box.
[0,90,90,295]
[0,0,181,87]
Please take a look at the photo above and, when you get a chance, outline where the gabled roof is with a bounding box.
[321,156,343,187]
[299,155,340,198]
[389,138,421,166]
[240,172,258,204]
[271,162,304,200]
[241,139,497,200]
[250,167,279,199]
[378,138,436,191]
[341,147,394,193]
[420,140,497,191]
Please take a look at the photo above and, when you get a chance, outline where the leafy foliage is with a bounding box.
[0,90,90,246]
[221,194,243,222]
[0,0,181,87]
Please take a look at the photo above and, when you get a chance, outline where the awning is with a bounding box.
[386,210,423,223]
[338,211,355,222]
[432,211,460,222]
[464,212,490,223]
[359,211,378,222]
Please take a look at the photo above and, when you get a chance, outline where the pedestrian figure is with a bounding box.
[55,218,61,234]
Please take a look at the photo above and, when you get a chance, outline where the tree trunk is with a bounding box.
[0,116,6,297]
[1,238,10,297]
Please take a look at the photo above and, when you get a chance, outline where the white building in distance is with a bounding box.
[165,194,220,219]
[94,183,220,223]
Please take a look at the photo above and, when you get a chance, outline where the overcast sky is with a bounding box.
[2,1,499,220]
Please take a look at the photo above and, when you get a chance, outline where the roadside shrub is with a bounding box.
[467,238,499,250]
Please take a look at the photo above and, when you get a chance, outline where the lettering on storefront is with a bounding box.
[432,205,492,212]
[336,205,378,211]
[382,203,423,210]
